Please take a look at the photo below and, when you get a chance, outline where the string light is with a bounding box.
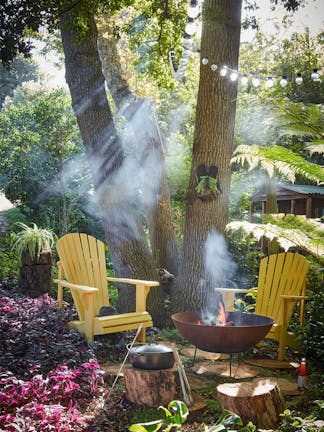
[266,77,274,88]
[241,75,249,85]
[295,72,303,85]
[187,0,200,19]
[252,76,260,87]
[230,71,239,81]
[220,66,228,76]
[311,68,320,81]
[185,19,197,36]
[280,76,288,87]
[170,0,321,85]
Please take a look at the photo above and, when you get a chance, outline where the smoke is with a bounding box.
[204,229,237,288]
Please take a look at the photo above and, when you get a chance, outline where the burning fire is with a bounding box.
[199,294,233,326]
[217,299,228,325]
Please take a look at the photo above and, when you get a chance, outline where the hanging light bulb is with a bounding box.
[220,66,227,76]
[179,58,188,67]
[266,77,274,88]
[187,4,200,18]
[280,76,288,87]
[181,49,191,58]
[252,76,260,87]
[182,37,193,50]
[241,75,249,85]
[211,64,218,71]
[295,72,303,85]
[311,68,320,81]
[230,71,238,81]
[201,57,208,65]
[185,19,197,36]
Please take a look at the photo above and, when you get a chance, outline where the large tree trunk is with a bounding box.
[96,18,179,276]
[172,0,242,312]
[60,12,165,326]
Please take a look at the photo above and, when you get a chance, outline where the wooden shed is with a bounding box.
[250,184,324,219]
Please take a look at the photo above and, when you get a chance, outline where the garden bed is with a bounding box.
[0,288,323,431]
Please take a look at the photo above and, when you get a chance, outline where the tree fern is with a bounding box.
[232,144,324,184]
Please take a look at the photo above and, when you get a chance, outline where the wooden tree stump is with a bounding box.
[216,379,285,428]
[19,251,53,297]
[123,364,181,407]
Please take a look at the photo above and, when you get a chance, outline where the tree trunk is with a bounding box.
[96,18,179,276]
[172,0,242,312]
[217,380,285,428]
[264,177,279,254]
[60,12,165,326]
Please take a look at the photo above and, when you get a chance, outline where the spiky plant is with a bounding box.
[12,223,56,262]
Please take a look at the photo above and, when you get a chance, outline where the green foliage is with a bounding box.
[195,176,220,195]
[208,410,242,432]
[0,55,38,108]
[238,28,323,104]
[0,232,19,289]
[232,144,324,184]
[129,400,188,432]
[129,401,243,432]
[0,85,102,237]
[226,215,324,259]
[278,405,324,432]
[302,256,324,360]
[11,222,56,261]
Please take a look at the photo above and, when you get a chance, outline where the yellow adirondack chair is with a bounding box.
[54,233,159,343]
[216,253,309,361]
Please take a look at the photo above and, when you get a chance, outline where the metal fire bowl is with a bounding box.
[172,311,274,354]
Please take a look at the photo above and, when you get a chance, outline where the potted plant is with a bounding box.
[12,223,56,297]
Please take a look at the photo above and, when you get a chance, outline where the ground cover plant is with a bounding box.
[0,289,106,431]
[0,285,323,431]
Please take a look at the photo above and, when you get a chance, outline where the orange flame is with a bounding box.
[217,300,227,324]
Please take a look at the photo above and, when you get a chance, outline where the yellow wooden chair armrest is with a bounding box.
[107,277,159,313]
[54,279,99,293]
[107,277,159,286]
[54,278,99,308]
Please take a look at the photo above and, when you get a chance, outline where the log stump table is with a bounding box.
[123,364,181,407]
[217,378,285,428]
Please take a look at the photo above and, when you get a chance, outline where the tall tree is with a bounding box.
[59,12,166,324]
[0,0,312,322]
[171,0,243,312]
[96,16,180,276]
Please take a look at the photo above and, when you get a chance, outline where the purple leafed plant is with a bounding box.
[0,289,106,431]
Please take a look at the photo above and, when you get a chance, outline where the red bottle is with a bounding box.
[298,356,307,389]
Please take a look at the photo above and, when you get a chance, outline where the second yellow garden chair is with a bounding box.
[54,233,159,342]
[217,252,310,360]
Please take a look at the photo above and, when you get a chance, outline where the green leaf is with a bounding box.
[165,400,189,425]
[129,420,163,432]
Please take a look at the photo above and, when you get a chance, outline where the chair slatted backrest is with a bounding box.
[56,233,109,319]
[255,253,309,325]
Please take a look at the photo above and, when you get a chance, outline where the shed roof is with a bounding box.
[251,184,324,202]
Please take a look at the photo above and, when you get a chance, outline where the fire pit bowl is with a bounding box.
[172,311,274,354]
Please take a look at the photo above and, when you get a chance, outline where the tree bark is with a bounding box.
[264,177,279,254]
[123,364,181,407]
[19,251,52,297]
[96,17,179,276]
[172,0,242,312]
[217,380,285,428]
[60,13,165,326]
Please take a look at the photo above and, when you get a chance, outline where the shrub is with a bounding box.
[0,290,105,431]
